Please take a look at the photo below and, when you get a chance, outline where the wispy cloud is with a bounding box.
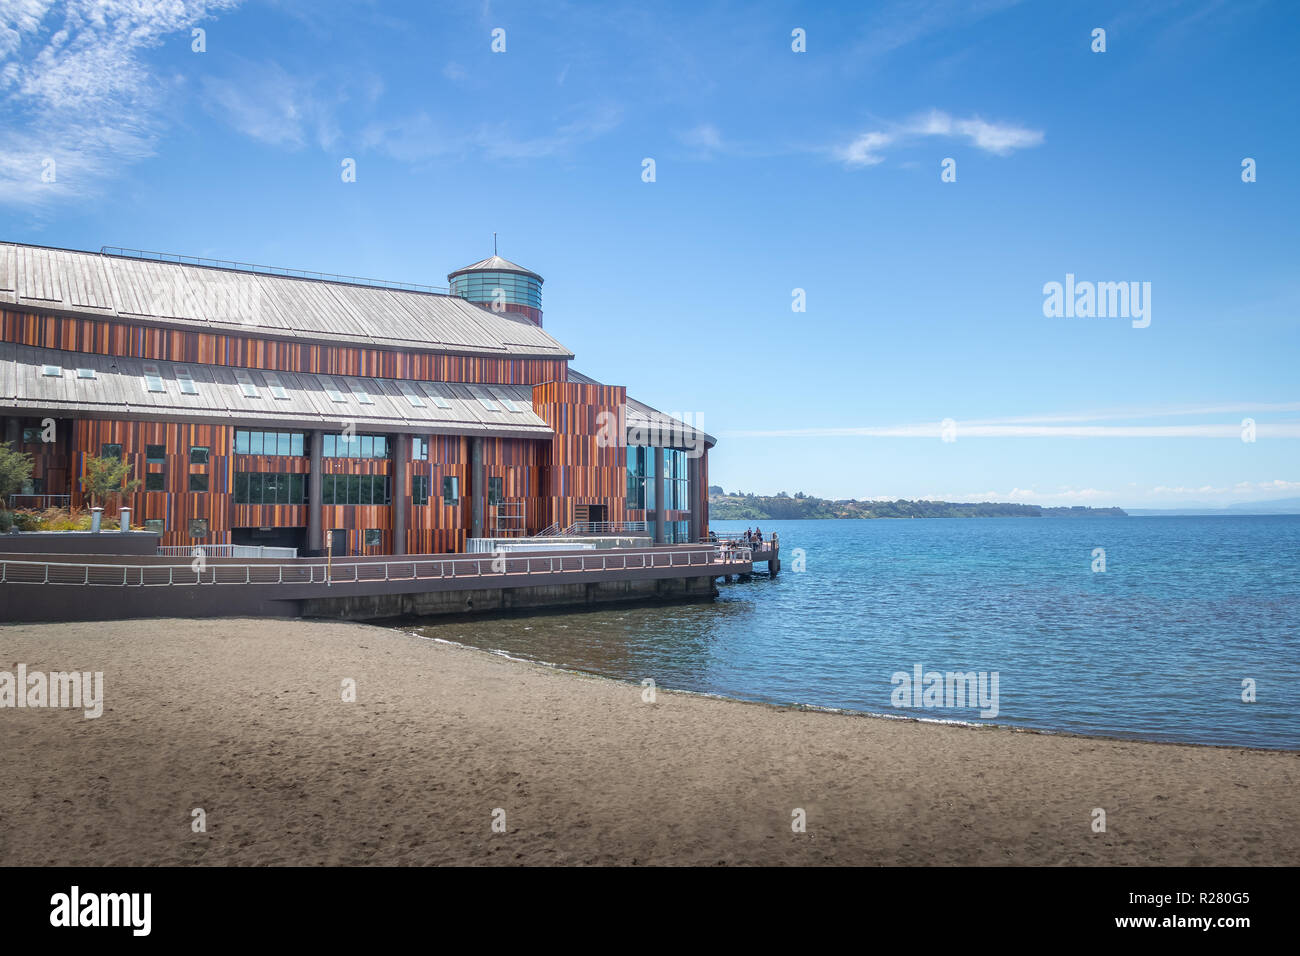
[678,122,723,158]
[835,110,1044,168]
[200,60,341,150]
[361,102,623,164]
[725,402,1300,439]
[0,0,240,208]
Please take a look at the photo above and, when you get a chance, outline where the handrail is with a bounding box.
[0,546,753,588]
[561,521,649,535]
[6,494,72,509]
[99,246,450,294]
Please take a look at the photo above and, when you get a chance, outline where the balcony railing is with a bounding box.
[6,494,72,510]
[157,545,299,559]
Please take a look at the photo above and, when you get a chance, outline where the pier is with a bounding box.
[0,542,761,623]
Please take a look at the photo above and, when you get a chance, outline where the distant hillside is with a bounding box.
[708,492,1127,520]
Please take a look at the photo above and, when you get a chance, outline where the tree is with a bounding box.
[708,484,725,496]
[80,454,140,510]
[0,441,34,506]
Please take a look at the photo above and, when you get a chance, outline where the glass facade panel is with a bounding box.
[322,433,390,459]
[626,447,691,521]
[450,271,542,310]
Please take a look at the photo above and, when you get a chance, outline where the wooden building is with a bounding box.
[0,243,712,555]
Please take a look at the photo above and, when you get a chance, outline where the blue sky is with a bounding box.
[2,0,1297,508]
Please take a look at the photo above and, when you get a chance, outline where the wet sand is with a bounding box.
[0,618,1295,865]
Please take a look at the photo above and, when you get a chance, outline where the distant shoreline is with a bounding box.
[709,495,1127,521]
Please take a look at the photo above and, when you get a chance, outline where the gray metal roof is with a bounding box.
[567,368,716,448]
[447,255,543,283]
[1,344,556,439]
[0,242,569,359]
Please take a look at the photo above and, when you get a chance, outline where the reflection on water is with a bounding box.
[404,517,1300,749]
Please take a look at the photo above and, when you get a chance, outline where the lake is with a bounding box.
[408,516,1300,749]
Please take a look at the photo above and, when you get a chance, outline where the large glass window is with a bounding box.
[412,475,430,505]
[146,444,165,464]
[626,447,690,514]
[320,474,390,505]
[488,476,504,505]
[145,472,165,492]
[235,430,306,457]
[234,472,308,505]
[442,476,459,506]
[101,443,122,460]
[321,433,389,459]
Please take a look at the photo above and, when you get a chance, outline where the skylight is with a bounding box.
[175,366,199,395]
[142,363,165,393]
[474,389,499,411]
[418,383,453,409]
[264,372,289,400]
[234,368,259,398]
[321,377,347,403]
[76,368,95,380]
[349,381,374,405]
[397,381,425,408]
[41,365,62,377]
[492,388,524,413]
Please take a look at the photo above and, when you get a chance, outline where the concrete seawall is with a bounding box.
[302,575,717,620]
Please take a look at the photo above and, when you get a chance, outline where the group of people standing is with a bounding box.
[744,527,765,545]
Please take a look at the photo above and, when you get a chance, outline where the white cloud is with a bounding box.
[0,0,240,207]
[363,102,623,164]
[835,131,893,167]
[201,60,340,150]
[836,109,1043,168]
[679,122,723,157]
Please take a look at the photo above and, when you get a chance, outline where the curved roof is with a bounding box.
[2,344,555,439]
[0,242,570,359]
[447,255,543,284]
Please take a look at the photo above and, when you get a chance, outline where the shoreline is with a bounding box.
[2,617,1297,866]
[402,627,1298,755]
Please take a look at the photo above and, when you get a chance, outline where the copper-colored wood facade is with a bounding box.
[2,300,709,554]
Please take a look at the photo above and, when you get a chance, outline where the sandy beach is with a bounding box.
[0,617,1296,866]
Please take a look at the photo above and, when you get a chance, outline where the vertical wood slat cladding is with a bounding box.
[2,309,569,385]
[481,437,547,536]
[405,434,470,554]
[70,419,231,545]
[531,382,627,531]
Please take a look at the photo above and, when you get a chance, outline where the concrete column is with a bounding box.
[308,429,323,555]
[471,437,484,540]
[653,446,666,544]
[393,433,408,555]
[688,453,701,543]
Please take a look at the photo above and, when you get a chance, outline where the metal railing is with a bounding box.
[535,523,563,537]
[562,521,649,535]
[157,544,298,559]
[0,547,752,588]
[711,531,773,545]
[6,494,72,509]
[100,246,450,295]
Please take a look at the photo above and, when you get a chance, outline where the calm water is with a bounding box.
[408,517,1300,749]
